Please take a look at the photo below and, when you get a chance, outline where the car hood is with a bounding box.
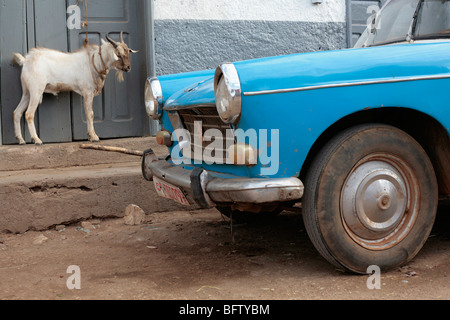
[160,42,450,109]
[234,42,450,95]
[164,76,215,109]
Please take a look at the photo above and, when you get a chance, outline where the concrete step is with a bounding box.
[0,162,188,233]
[0,137,191,234]
[0,137,169,172]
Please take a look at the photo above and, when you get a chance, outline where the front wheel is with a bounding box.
[302,124,438,274]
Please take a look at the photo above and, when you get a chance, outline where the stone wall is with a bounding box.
[154,0,347,75]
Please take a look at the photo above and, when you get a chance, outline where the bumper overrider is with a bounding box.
[141,149,304,209]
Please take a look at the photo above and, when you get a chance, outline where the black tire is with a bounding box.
[302,124,438,274]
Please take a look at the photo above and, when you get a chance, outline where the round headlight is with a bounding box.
[144,77,163,120]
[214,63,242,124]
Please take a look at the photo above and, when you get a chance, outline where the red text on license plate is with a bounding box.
[153,177,190,206]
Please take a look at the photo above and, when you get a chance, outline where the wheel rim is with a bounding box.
[340,153,419,250]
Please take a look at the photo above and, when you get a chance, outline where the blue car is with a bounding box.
[142,0,450,274]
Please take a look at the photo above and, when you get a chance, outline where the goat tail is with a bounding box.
[13,53,25,67]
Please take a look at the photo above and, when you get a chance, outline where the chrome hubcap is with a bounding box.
[341,154,418,250]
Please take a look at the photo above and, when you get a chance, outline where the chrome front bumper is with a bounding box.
[141,149,304,208]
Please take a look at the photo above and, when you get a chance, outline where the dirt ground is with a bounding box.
[0,204,448,301]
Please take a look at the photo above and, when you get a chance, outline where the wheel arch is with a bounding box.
[299,107,450,197]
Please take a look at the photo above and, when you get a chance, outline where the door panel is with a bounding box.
[0,0,71,144]
[67,0,145,141]
[33,0,72,143]
[0,0,27,145]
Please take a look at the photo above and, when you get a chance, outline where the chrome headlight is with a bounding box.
[214,63,242,124]
[144,77,163,120]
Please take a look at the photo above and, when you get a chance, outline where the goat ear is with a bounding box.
[129,49,139,54]
[101,39,107,45]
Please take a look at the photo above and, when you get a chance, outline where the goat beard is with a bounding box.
[115,70,124,82]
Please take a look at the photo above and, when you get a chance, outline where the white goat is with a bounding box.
[13,33,137,145]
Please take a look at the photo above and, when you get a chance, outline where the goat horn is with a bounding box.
[106,34,118,48]
[120,31,124,43]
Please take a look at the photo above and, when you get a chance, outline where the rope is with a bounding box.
[84,0,89,46]
[75,0,89,46]
[91,46,108,77]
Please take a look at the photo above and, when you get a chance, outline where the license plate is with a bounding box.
[153,177,190,206]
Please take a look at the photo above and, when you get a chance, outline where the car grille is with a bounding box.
[177,107,235,163]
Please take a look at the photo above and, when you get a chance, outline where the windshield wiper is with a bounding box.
[412,32,450,40]
[406,0,425,41]
[367,38,412,47]
[369,31,450,47]
[406,0,450,42]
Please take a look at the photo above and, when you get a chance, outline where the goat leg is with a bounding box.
[13,92,30,145]
[83,94,100,142]
[24,94,43,145]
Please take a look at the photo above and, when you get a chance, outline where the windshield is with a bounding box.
[415,0,450,38]
[355,0,450,47]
